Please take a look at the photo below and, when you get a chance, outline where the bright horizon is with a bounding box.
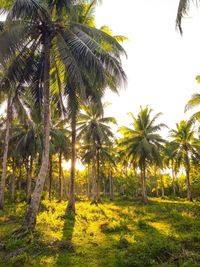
[95,0,200,137]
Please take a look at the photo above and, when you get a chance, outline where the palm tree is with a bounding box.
[77,101,116,204]
[176,0,199,33]
[63,2,127,214]
[0,0,126,227]
[0,93,13,209]
[170,120,200,201]
[118,106,166,203]
[185,93,200,121]
[163,142,178,196]
[0,81,32,209]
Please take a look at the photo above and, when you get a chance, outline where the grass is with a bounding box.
[1,198,200,266]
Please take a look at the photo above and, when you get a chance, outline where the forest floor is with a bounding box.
[0,197,200,267]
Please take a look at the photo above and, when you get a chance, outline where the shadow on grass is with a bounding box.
[55,213,76,267]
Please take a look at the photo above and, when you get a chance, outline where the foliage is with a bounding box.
[1,199,200,266]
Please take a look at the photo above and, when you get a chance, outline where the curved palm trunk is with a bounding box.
[0,95,12,210]
[24,35,51,230]
[141,162,148,204]
[66,116,76,214]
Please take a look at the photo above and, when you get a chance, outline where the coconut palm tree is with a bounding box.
[77,101,116,203]
[0,81,32,209]
[170,120,200,201]
[0,0,126,227]
[185,93,200,121]
[163,142,178,196]
[118,106,166,203]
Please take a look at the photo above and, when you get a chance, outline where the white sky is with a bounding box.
[95,0,200,136]
[1,1,200,136]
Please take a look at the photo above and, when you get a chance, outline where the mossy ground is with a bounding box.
[1,198,200,267]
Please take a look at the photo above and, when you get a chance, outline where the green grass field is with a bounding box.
[1,198,200,267]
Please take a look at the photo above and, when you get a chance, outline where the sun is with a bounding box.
[62,160,85,171]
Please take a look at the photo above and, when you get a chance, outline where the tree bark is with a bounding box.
[91,148,98,204]
[161,175,165,197]
[87,164,91,198]
[26,156,33,203]
[48,155,52,201]
[0,94,13,210]
[58,150,63,202]
[66,115,76,214]
[186,167,192,201]
[24,35,51,230]
[172,165,176,196]
[141,163,148,203]
[96,148,101,202]
[11,158,16,202]
[109,169,114,200]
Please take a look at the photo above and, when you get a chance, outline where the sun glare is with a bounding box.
[62,160,85,171]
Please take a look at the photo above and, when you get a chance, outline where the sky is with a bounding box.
[1,1,200,136]
[95,0,200,136]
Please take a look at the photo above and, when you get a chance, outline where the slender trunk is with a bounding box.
[156,183,159,197]
[172,165,176,196]
[109,169,114,200]
[141,163,148,203]
[11,158,16,202]
[18,166,22,191]
[24,35,51,230]
[96,148,101,201]
[66,115,76,214]
[154,166,159,197]
[87,164,90,198]
[26,156,33,203]
[186,166,192,201]
[58,150,63,202]
[0,95,12,209]
[161,175,165,197]
[91,147,98,204]
[48,155,52,201]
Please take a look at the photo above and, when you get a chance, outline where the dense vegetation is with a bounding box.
[0,0,200,266]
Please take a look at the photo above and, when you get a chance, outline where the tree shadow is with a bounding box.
[55,214,76,267]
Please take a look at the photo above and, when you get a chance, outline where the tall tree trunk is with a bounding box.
[161,175,165,197]
[0,95,12,210]
[91,148,98,204]
[58,150,63,202]
[24,35,51,230]
[156,182,159,197]
[48,155,52,201]
[186,167,192,201]
[87,164,90,198]
[11,158,16,202]
[172,165,176,196]
[66,115,76,214]
[109,169,114,200]
[96,148,101,202]
[141,163,148,203]
[18,165,22,191]
[26,156,33,203]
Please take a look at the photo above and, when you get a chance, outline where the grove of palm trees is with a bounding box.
[0,0,200,266]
